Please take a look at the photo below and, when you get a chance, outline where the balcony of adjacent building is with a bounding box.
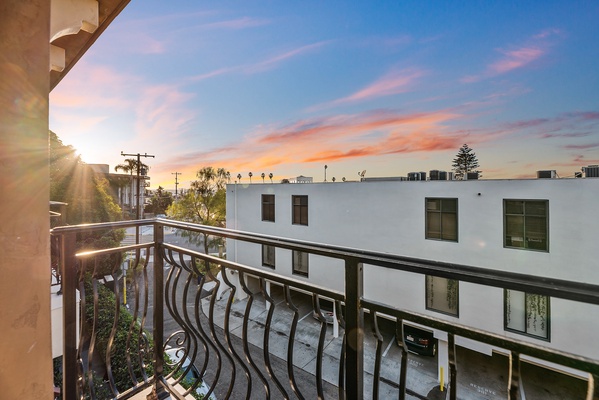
[50,218,599,400]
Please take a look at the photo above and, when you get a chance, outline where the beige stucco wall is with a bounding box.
[0,1,53,398]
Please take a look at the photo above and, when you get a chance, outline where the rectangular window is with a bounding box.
[505,290,550,340]
[292,250,309,276]
[262,245,275,268]
[426,198,458,241]
[425,276,459,316]
[504,200,548,251]
[292,195,308,225]
[262,194,275,222]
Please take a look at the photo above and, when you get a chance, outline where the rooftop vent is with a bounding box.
[583,165,599,178]
[537,170,557,179]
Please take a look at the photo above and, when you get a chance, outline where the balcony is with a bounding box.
[51,219,599,400]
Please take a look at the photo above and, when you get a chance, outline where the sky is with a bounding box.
[49,1,599,190]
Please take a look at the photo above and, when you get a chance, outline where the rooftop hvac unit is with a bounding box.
[537,170,556,179]
[584,165,599,178]
[464,172,479,180]
[429,170,448,181]
[407,172,426,181]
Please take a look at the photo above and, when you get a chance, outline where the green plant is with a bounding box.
[83,278,154,393]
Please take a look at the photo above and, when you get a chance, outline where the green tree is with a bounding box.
[50,131,124,274]
[145,186,173,215]
[452,143,481,180]
[114,158,149,175]
[167,167,228,255]
[50,131,122,225]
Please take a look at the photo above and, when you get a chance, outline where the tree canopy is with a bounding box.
[114,158,149,175]
[452,143,481,180]
[50,131,124,273]
[167,167,229,254]
[50,131,122,225]
[145,186,173,215]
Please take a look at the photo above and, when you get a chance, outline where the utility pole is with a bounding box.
[121,151,155,244]
[171,171,182,198]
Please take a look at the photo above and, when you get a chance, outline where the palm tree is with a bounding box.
[269,173,273,183]
[115,159,149,214]
[261,173,265,183]
[248,172,253,183]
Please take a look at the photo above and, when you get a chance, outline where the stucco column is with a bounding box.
[0,1,53,399]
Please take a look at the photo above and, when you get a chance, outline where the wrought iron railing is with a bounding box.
[51,219,599,400]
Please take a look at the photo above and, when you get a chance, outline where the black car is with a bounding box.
[397,323,437,356]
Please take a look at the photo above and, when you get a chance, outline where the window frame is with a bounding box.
[262,244,275,269]
[504,289,551,341]
[425,275,459,317]
[261,194,275,222]
[292,250,309,277]
[425,197,458,242]
[504,199,549,252]
[292,195,309,226]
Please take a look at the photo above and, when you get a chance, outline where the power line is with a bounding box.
[171,171,182,198]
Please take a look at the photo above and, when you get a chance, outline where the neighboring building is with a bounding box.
[288,175,313,183]
[89,163,151,218]
[226,173,599,380]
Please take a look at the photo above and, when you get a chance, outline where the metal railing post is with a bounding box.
[61,232,78,400]
[152,222,168,399]
[345,258,364,400]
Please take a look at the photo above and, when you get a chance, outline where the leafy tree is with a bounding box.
[50,131,124,274]
[145,186,173,215]
[50,131,123,226]
[452,143,481,180]
[167,167,228,256]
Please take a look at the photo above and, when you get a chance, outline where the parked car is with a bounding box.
[397,323,437,357]
[165,347,216,399]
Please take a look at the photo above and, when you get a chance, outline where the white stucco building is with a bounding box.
[226,173,599,380]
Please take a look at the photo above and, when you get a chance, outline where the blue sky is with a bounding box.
[49,1,599,189]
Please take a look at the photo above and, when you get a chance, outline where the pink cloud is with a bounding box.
[50,63,137,109]
[461,28,561,82]
[488,47,544,74]
[159,109,464,174]
[134,84,197,145]
[337,68,425,103]
[562,143,599,150]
